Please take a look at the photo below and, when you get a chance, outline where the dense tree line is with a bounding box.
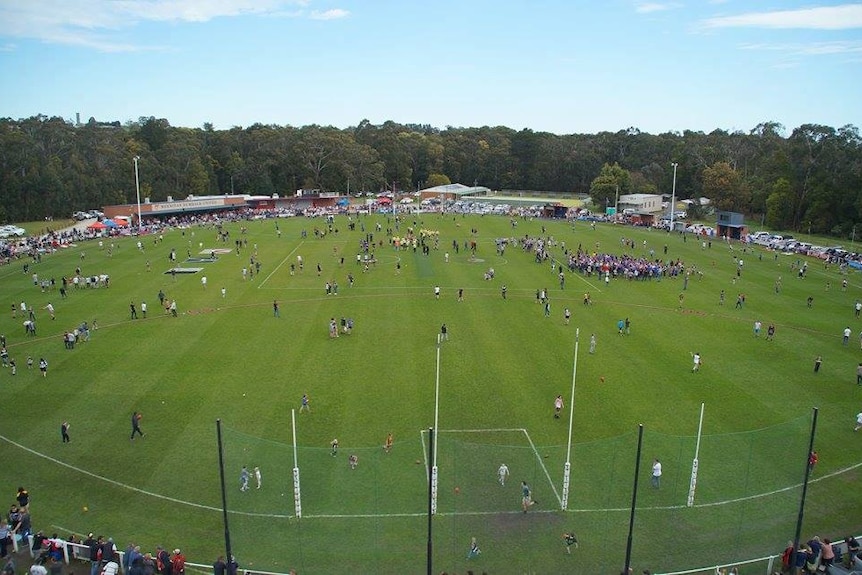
[1,115,860,237]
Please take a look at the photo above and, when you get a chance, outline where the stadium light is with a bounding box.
[133,156,142,232]
[670,162,678,231]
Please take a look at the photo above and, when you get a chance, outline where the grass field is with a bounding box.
[1,212,860,575]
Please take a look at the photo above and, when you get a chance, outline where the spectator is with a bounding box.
[0,520,10,558]
[102,553,120,575]
[170,549,185,575]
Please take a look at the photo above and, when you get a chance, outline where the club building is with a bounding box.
[102,192,345,222]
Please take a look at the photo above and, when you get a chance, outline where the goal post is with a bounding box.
[686,403,705,508]
[292,408,302,518]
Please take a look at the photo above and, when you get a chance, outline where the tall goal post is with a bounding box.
[561,328,580,510]
[430,333,442,515]
[686,402,705,507]
[291,408,302,518]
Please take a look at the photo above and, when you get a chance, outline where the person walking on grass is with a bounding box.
[130,412,144,440]
[814,355,822,373]
[554,395,564,419]
[498,463,509,486]
[562,532,579,554]
[691,352,702,372]
[589,333,597,354]
[60,421,70,443]
[300,394,310,413]
[855,411,862,432]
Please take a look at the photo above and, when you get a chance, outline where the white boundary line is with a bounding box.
[420,427,563,506]
[521,428,563,507]
[549,256,604,293]
[258,242,303,288]
[6,431,862,520]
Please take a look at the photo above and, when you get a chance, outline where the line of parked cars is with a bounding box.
[747,231,849,261]
[72,210,104,221]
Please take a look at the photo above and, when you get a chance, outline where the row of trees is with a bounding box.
[0,115,860,237]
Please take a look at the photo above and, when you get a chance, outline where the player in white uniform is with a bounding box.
[498,463,509,486]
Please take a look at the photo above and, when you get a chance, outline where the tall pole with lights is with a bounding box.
[670,162,678,232]
[133,156,143,232]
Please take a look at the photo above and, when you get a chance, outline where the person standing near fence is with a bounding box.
[213,556,226,575]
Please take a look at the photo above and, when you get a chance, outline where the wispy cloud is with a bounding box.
[634,2,678,14]
[0,0,345,52]
[310,8,350,20]
[740,40,862,57]
[700,4,862,30]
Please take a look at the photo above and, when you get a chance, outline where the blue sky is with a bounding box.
[0,0,860,135]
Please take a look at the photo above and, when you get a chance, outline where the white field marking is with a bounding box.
[258,242,303,288]
[9,431,862,520]
[426,428,526,434]
[552,258,603,293]
[420,429,429,472]
[0,433,293,519]
[521,428,562,507]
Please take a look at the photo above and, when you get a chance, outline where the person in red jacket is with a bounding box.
[170,549,185,575]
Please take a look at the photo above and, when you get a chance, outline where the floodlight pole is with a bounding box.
[670,162,678,232]
[561,328,580,510]
[133,156,143,232]
[215,419,233,565]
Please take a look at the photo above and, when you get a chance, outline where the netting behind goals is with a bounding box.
[218,415,818,573]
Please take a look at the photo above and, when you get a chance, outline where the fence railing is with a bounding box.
[10,531,860,575]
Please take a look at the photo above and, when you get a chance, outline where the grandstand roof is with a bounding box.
[420,183,491,196]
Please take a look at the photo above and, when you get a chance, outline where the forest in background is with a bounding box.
[0,115,860,237]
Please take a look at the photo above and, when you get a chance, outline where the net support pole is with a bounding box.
[686,402,705,507]
[291,408,302,518]
[215,419,233,565]
[624,423,644,575]
[790,407,819,570]
[426,427,435,575]
[561,328,580,510]
[431,333,441,515]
